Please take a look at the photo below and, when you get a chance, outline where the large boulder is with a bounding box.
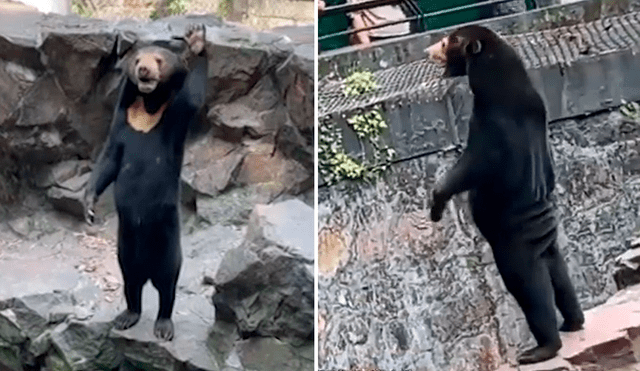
[212,200,314,343]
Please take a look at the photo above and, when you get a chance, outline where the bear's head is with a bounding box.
[125,46,187,94]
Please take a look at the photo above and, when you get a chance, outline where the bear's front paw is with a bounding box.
[83,192,97,225]
[429,189,446,222]
[185,24,206,55]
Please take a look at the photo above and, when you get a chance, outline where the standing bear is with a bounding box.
[83,24,208,341]
[427,25,584,364]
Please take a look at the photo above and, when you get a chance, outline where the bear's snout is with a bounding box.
[137,65,151,80]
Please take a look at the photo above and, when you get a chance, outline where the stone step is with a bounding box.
[498,284,640,370]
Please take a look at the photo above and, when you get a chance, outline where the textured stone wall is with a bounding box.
[0,8,314,212]
[318,109,640,370]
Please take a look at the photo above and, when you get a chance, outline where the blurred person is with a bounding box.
[348,0,410,47]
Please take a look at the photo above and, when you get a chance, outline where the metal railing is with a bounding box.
[318,0,537,47]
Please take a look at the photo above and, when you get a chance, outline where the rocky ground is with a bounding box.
[497,282,640,371]
[0,193,314,370]
[0,2,314,370]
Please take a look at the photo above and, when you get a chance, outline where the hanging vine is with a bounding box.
[319,69,396,185]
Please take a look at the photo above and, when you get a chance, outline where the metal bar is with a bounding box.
[318,144,462,189]
[319,16,415,41]
[321,0,405,17]
[321,0,514,18]
[319,0,518,41]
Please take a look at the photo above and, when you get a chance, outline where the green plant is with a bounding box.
[621,100,640,121]
[319,69,396,185]
[343,70,377,96]
[319,107,396,185]
[218,0,233,18]
[347,106,387,138]
[329,151,367,180]
[151,0,189,19]
[71,0,93,17]
[167,0,188,15]
[319,119,362,184]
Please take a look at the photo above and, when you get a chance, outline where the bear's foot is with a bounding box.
[154,318,174,341]
[113,310,141,330]
[560,318,584,332]
[185,24,205,55]
[517,343,561,365]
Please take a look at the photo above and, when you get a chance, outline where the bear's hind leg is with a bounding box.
[149,211,181,341]
[495,248,561,365]
[546,243,584,332]
[151,268,179,341]
[114,275,144,330]
[114,222,145,331]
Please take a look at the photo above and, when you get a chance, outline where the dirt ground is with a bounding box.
[83,0,314,30]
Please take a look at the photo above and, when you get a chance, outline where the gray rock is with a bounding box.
[212,242,314,342]
[47,187,84,218]
[29,329,52,357]
[0,305,47,344]
[236,337,311,371]
[246,199,314,263]
[179,224,243,294]
[0,339,22,371]
[182,136,246,197]
[209,103,266,140]
[40,32,116,101]
[7,217,31,237]
[110,292,220,371]
[0,59,36,126]
[196,187,258,226]
[274,54,313,134]
[614,248,640,290]
[0,309,28,345]
[50,321,121,370]
[57,172,91,192]
[48,179,115,220]
[33,159,91,189]
[273,123,313,172]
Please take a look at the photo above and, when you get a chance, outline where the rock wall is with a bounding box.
[318,107,640,371]
[0,6,314,212]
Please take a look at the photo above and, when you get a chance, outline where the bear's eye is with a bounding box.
[135,58,140,65]
[156,58,163,66]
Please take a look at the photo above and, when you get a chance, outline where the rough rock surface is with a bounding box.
[0,0,314,212]
[496,283,640,371]
[318,109,640,370]
[614,237,640,290]
[0,203,313,371]
[213,200,314,344]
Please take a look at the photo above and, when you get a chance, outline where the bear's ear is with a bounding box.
[465,39,482,55]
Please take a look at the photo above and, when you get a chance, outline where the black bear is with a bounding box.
[83,24,208,341]
[427,25,584,364]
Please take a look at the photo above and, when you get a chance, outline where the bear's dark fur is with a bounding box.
[84,24,208,341]
[427,25,584,364]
